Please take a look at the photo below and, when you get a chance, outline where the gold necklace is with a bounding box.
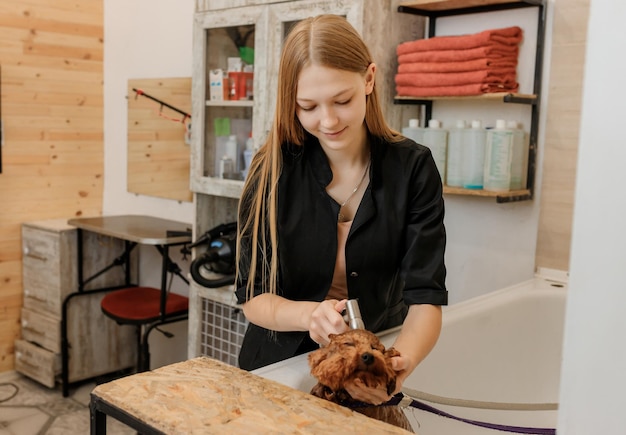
[337,157,371,223]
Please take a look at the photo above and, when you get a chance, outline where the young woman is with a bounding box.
[235,14,447,405]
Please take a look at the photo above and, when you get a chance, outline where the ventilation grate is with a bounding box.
[200,297,248,366]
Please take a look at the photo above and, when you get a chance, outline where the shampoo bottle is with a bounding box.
[242,132,254,179]
[402,118,424,144]
[483,119,513,192]
[463,120,487,189]
[446,120,468,187]
[507,120,529,190]
[422,119,448,183]
[225,134,239,172]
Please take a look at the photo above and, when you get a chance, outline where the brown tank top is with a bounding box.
[326,220,351,301]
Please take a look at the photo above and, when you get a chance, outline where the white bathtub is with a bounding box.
[254,274,567,434]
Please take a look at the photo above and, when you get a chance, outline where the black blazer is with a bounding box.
[235,134,447,370]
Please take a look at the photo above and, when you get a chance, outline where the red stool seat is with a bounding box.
[101,286,189,325]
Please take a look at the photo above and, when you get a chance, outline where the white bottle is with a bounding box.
[422,119,448,183]
[402,118,424,144]
[483,119,513,192]
[242,133,255,179]
[462,120,487,189]
[219,155,234,178]
[507,120,529,190]
[225,135,239,172]
[446,120,467,187]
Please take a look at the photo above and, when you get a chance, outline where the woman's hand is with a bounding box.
[308,299,349,346]
[343,354,411,404]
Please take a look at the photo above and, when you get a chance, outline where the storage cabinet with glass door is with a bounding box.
[190,1,373,202]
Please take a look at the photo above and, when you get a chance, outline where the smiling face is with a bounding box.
[295,63,376,154]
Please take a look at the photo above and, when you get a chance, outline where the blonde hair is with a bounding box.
[237,14,400,300]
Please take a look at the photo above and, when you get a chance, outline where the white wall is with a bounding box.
[557,1,626,432]
[103,0,196,368]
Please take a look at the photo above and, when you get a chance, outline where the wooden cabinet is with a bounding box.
[188,0,418,363]
[395,0,546,203]
[190,0,374,200]
[16,219,136,388]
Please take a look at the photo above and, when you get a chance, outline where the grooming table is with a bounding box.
[90,357,414,434]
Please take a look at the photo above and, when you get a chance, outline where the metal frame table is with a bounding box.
[61,215,192,397]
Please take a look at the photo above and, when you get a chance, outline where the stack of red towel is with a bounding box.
[395,26,523,97]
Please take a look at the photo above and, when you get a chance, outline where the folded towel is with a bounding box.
[397,26,522,55]
[397,58,517,74]
[398,45,519,64]
[396,83,519,98]
[395,68,517,88]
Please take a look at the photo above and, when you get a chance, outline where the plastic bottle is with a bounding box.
[219,155,234,179]
[462,120,487,189]
[507,120,529,190]
[225,135,239,172]
[242,132,254,178]
[422,119,448,183]
[483,119,513,192]
[445,120,467,187]
[402,118,424,144]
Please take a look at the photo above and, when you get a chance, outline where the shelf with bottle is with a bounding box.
[394,0,545,203]
[403,117,532,203]
[190,8,262,198]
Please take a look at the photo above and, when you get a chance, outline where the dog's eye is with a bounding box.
[343,341,356,347]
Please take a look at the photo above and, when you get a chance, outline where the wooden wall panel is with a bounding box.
[0,0,104,373]
[535,0,590,272]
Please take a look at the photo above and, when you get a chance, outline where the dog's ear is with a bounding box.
[308,346,329,370]
[384,346,401,396]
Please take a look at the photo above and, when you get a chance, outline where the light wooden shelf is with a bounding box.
[205,100,254,108]
[190,175,244,199]
[398,0,541,14]
[443,186,531,202]
[394,93,537,103]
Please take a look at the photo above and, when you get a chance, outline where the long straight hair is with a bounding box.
[236,14,401,301]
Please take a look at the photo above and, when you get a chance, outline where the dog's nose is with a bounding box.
[361,353,374,365]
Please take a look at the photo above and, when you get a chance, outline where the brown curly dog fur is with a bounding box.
[308,329,414,432]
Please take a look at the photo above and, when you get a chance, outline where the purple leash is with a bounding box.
[387,393,556,435]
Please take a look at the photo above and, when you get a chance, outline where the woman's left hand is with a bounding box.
[343,355,410,404]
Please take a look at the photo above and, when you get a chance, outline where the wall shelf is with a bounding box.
[394,92,537,105]
[205,100,254,108]
[444,186,532,203]
[398,0,544,18]
[395,0,546,203]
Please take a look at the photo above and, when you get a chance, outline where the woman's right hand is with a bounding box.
[308,299,349,346]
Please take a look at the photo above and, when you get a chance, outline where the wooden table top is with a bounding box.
[91,357,414,434]
[68,215,191,245]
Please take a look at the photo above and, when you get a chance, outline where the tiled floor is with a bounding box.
[0,371,134,435]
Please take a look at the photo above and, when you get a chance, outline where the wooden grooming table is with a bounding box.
[90,357,414,434]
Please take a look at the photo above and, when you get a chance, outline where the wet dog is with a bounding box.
[308,329,414,432]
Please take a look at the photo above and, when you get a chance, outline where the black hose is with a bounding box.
[189,253,235,288]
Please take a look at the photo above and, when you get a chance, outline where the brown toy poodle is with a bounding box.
[308,329,414,432]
